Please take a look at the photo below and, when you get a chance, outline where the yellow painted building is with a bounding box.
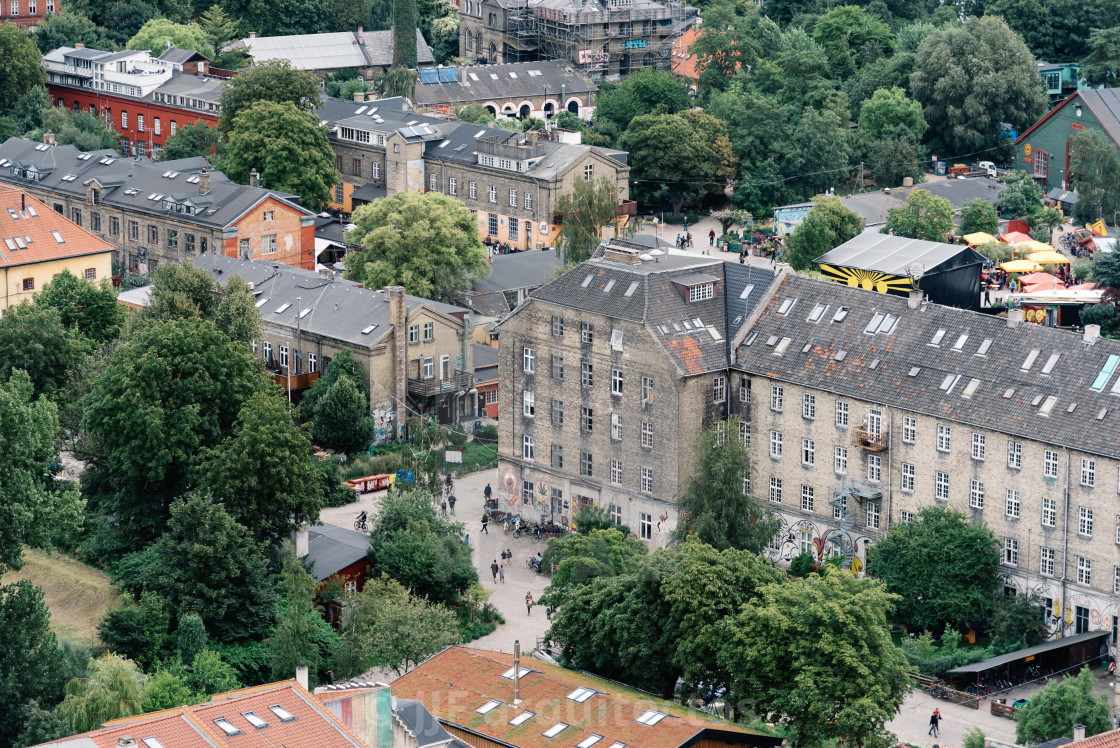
[0,185,115,311]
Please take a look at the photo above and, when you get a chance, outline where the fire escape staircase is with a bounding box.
[826,477,882,569]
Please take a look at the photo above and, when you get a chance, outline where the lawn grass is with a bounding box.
[2,548,122,645]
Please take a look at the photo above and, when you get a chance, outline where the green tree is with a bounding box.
[689,4,759,97]
[199,4,240,62]
[1080,303,1120,338]
[1017,668,1112,744]
[0,85,50,140]
[184,648,240,697]
[988,593,1048,653]
[222,101,339,211]
[28,106,121,153]
[312,376,376,455]
[975,240,1014,264]
[0,581,63,742]
[33,12,119,53]
[217,60,320,131]
[792,107,851,195]
[963,727,987,748]
[959,197,1000,237]
[143,259,218,323]
[910,16,1048,156]
[392,0,418,68]
[1081,27,1120,88]
[0,302,91,399]
[542,528,647,589]
[212,275,262,344]
[176,611,208,665]
[1069,129,1120,225]
[266,550,319,682]
[370,67,416,100]
[36,270,125,345]
[882,188,954,241]
[13,700,68,748]
[858,86,927,142]
[811,5,893,79]
[0,23,43,115]
[298,349,368,421]
[343,190,490,299]
[457,103,495,124]
[127,19,210,56]
[141,669,196,712]
[160,119,224,162]
[0,371,83,573]
[997,170,1044,220]
[555,176,619,265]
[785,195,865,271]
[671,416,778,554]
[984,0,1053,59]
[427,15,458,64]
[96,591,171,669]
[81,319,264,547]
[858,127,925,188]
[56,653,145,734]
[867,505,1000,630]
[149,493,276,641]
[332,0,374,31]
[593,68,691,135]
[340,574,460,677]
[843,52,916,121]
[720,569,910,748]
[1089,247,1120,290]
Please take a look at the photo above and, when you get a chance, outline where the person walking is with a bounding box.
[526,592,534,615]
[928,709,941,737]
[484,483,493,501]
[709,228,716,246]
[448,494,456,515]
[506,548,513,565]
[464,532,470,546]
[481,515,489,534]
[498,565,505,583]
[490,560,499,582]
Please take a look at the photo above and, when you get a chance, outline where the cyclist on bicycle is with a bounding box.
[355,511,368,530]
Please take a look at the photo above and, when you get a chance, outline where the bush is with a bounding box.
[900,630,992,678]
[210,640,272,686]
[788,552,818,578]
[964,727,986,748]
[456,602,504,642]
[460,441,498,473]
[337,452,405,481]
[475,424,498,443]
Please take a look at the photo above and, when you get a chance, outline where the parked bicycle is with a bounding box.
[929,684,950,700]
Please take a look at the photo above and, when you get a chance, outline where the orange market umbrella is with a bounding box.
[1028,250,1070,264]
[1000,231,1033,244]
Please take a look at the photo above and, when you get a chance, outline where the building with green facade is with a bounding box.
[1014,88,1120,193]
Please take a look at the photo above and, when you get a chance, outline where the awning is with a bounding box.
[948,631,1109,675]
[964,232,998,246]
[1001,260,1043,272]
[1029,250,1070,264]
[1000,231,1034,244]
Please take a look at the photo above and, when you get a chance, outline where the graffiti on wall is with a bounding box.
[371,402,395,444]
[764,514,873,577]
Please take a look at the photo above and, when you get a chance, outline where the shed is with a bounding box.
[947,631,1109,684]
[815,233,986,310]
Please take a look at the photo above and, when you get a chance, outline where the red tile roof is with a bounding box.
[670,26,701,84]
[0,185,115,269]
[391,647,780,748]
[37,681,365,748]
[1073,728,1120,748]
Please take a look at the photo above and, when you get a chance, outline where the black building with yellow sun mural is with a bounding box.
[815,233,987,310]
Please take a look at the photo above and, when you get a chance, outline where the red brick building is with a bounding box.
[0,0,55,29]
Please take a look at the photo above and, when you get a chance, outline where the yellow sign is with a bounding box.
[819,264,914,294]
[1024,143,1033,156]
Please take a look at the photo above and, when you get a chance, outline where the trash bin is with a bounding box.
[729,242,740,254]
[1013,699,1029,710]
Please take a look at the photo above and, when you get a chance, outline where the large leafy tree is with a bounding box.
[959,198,999,237]
[542,528,647,589]
[1069,129,1120,224]
[0,581,64,743]
[720,569,910,748]
[1081,27,1120,88]
[56,653,145,734]
[811,5,893,80]
[690,3,760,98]
[33,12,119,53]
[311,376,375,455]
[0,23,43,115]
[881,188,954,241]
[996,170,1044,219]
[786,195,865,271]
[266,550,320,682]
[217,60,320,132]
[148,493,276,640]
[1017,668,1111,744]
[593,67,691,137]
[343,191,490,299]
[299,349,368,420]
[858,87,927,142]
[81,319,265,549]
[126,19,210,56]
[867,505,1000,630]
[199,5,242,66]
[36,270,125,345]
[984,0,1054,59]
[555,176,619,265]
[672,416,778,554]
[545,539,785,700]
[28,107,121,153]
[212,275,262,345]
[0,302,91,399]
[161,119,224,162]
[222,101,339,211]
[910,16,1048,156]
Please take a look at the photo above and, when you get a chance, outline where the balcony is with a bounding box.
[408,372,474,397]
[615,200,637,217]
[851,426,888,451]
[269,369,320,391]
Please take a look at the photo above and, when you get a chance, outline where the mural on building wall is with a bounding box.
[1026,581,1116,643]
[372,402,395,444]
[406,160,425,192]
[764,514,873,577]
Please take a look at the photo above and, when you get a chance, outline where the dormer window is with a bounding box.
[689,283,713,302]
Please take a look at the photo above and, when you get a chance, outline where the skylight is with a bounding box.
[568,688,597,703]
[509,711,535,726]
[25,205,36,217]
[802,342,812,353]
[603,280,615,293]
[773,337,791,355]
[51,230,64,243]
[864,313,884,334]
[1030,394,1044,406]
[299,307,311,318]
[636,710,668,726]
[1110,373,1120,395]
[766,335,778,346]
[951,334,968,351]
[833,349,847,361]
[477,699,503,714]
[624,281,639,297]
[1021,349,1041,371]
[501,666,533,679]
[832,306,850,323]
[361,324,378,334]
[274,303,291,314]
[939,374,960,392]
[1091,354,1120,391]
[1067,402,1077,413]
[745,331,759,346]
[869,358,880,369]
[1098,408,1108,420]
[607,743,628,748]
[877,314,898,334]
[255,297,269,308]
[708,326,723,341]
[268,705,296,722]
[542,723,570,738]
[739,284,754,300]
[1003,388,1015,399]
[929,329,946,346]
[1041,396,1058,414]
[808,303,827,323]
[577,736,603,748]
[214,718,241,736]
[142,739,166,748]
[242,712,268,729]
[581,274,593,288]
[976,338,992,356]
[777,297,796,315]
[908,367,920,377]
[1041,353,1060,375]
[962,378,981,398]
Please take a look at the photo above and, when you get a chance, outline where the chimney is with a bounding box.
[296,665,309,690]
[198,168,210,195]
[1074,725,1086,742]
[487,120,495,128]
[42,130,56,146]
[353,90,365,103]
[388,286,407,439]
[907,288,922,309]
[513,640,522,704]
[1085,324,1100,343]
[293,523,309,557]
[75,43,84,49]
[1007,309,1023,328]
[249,31,257,38]
[116,738,137,748]
[526,129,538,146]
[357,25,364,43]
[319,266,333,280]
[249,168,259,187]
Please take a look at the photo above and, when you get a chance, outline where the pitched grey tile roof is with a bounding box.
[778,178,1006,228]
[735,274,1120,460]
[411,61,596,107]
[473,249,562,294]
[305,523,369,582]
[157,47,209,65]
[1075,88,1120,145]
[815,233,987,277]
[473,342,499,375]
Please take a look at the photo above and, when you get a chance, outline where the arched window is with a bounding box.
[489,42,497,62]
[476,31,482,54]
[567,99,580,114]
[519,103,532,119]
[1033,149,1048,179]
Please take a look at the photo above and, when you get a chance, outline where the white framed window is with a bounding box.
[523,391,535,417]
[488,185,497,203]
[580,406,593,432]
[1008,441,1022,469]
[581,360,593,387]
[901,510,915,523]
[642,376,653,401]
[770,431,782,458]
[278,345,289,367]
[469,181,477,199]
[902,416,916,443]
[969,480,984,509]
[935,472,949,500]
[581,322,593,344]
[715,421,727,446]
[900,463,914,492]
[769,476,782,503]
[640,467,653,494]
[525,192,532,211]
[137,114,144,132]
[523,347,535,372]
[610,459,623,485]
[1114,567,1120,594]
[834,447,847,475]
[835,400,848,427]
[739,421,750,446]
[423,322,434,341]
[867,454,881,483]
[1004,538,1018,566]
[551,399,563,425]
[972,433,986,460]
[639,512,652,539]
[522,435,534,459]
[611,413,622,441]
[770,385,783,411]
[121,111,127,128]
[1040,547,1055,576]
[551,315,564,336]
[509,189,517,207]
[408,324,419,343]
[714,376,726,403]
[743,474,751,496]
[551,355,563,380]
[612,369,623,395]
[740,378,750,404]
[1042,498,1057,527]
[803,393,816,419]
[308,352,318,372]
[429,173,437,191]
[1081,458,1095,487]
[936,424,951,452]
[1006,490,1020,518]
[1078,556,1091,585]
[867,501,880,529]
[580,452,592,476]
[449,177,457,195]
[688,283,714,301]
[1079,506,1093,537]
[1044,449,1059,478]
[609,504,621,524]
[800,485,814,512]
[641,421,653,448]
[802,439,815,466]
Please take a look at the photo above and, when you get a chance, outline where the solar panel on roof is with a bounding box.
[420,69,439,84]
[438,67,457,82]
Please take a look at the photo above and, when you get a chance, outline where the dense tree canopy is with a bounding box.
[881,188,954,241]
[785,195,865,270]
[811,5,893,78]
[1068,129,1120,224]
[36,270,125,345]
[56,653,145,734]
[1017,668,1111,744]
[0,302,91,399]
[34,12,119,53]
[858,86,927,142]
[28,107,121,153]
[593,68,691,137]
[343,191,490,299]
[555,176,619,265]
[959,198,1000,236]
[217,61,320,131]
[126,19,210,56]
[161,120,223,162]
[0,581,63,743]
[0,23,43,115]
[310,376,376,455]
